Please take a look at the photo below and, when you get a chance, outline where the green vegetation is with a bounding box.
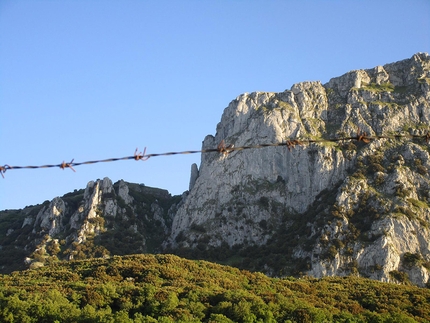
[417,77,430,84]
[402,122,430,133]
[0,209,35,273]
[0,253,429,322]
[352,82,409,94]
[362,82,393,93]
[408,198,429,209]
[258,101,295,116]
[368,101,401,109]
[389,270,410,285]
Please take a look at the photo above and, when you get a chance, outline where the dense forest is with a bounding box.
[0,253,429,322]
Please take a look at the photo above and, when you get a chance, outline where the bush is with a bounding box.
[389,270,410,284]
[190,223,206,233]
[403,252,422,268]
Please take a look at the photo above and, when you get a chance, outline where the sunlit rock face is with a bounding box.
[168,53,430,286]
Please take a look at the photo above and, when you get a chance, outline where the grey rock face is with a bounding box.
[170,85,346,247]
[189,163,199,191]
[168,53,430,286]
[34,197,66,237]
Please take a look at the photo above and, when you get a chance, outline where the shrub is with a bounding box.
[259,219,268,230]
[389,270,410,284]
[323,246,338,260]
[403,252,422,268]
[190,223,206,233]
[258,197,270,208]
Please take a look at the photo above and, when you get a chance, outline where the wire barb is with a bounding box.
[356,128,371,144]
[134,147,150,161]
[286,139,303,151]
[60,159,76,172]
[0,165,11,178]
[217,140,235,155]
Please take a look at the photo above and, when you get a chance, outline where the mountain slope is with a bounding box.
[166,52,430,286]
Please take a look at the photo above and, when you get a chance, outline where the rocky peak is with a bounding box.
[117,179,134,204]
[34,197,66,237]
[326,52,430,98]
[168,53,430,286]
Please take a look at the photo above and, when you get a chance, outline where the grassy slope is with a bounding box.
[0,253,429,322]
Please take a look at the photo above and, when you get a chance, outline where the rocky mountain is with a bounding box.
[1,53,429,287]
[0,178,182,272]
[167,52,430,286]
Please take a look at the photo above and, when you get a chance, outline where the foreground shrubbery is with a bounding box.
[0,254,429,322]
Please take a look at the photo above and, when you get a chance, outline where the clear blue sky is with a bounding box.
[1,0,429,210]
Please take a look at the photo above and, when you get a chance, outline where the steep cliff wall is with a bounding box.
[168,53,430,286]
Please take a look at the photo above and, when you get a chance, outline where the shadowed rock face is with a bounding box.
[168,53,430,286]
[0,178,181,273]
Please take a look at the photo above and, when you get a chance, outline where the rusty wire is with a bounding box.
[1,130,429,178]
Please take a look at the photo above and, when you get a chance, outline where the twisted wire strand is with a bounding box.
[1,131,429,178]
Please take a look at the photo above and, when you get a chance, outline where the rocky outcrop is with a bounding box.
[167,53,430,286]
[189,163,199,191]
[33,197,66,237]
[0,178,181,272]
[169,82,349,247]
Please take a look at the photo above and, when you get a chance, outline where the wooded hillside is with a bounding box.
[1,254,429,322]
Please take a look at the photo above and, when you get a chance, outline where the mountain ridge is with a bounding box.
[1,53,429,287]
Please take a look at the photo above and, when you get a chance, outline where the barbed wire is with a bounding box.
[1,130,429,178]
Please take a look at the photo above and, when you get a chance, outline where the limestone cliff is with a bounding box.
[167,52,430,286]
[0,53,429,287]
